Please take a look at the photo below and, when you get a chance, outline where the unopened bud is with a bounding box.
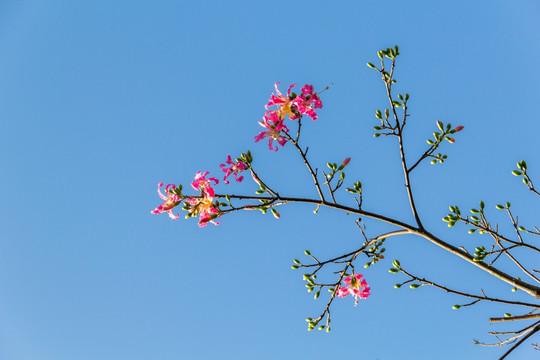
[454,126,464,132]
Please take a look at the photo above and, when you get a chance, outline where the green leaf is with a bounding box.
[366,62,376,69]
[388,268,399,274]
[495,205,504,210]
[512,170,522,176]
[392,259,401,268]
[291,265,299,269]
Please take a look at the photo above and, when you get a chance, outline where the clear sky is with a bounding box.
[1,1,540,359]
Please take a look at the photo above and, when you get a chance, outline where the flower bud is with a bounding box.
[454,126,464,132]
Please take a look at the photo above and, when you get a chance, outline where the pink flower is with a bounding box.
[191,171,219,197]
[220,155,247,184]
[294,84,323,121]
[186,196,220,227]
[265,82,323,121]
[151,182,181,220]
[254,111,289,151]
[337,273,371,303]
[266,82,300,120]
[187,171,221,227]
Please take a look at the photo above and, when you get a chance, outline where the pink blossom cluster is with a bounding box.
[255,82,323,151]
[152,155,248,226]
[336,273,371,303]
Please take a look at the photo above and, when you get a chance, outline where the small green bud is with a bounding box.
[318,325,325,330]
[437,120,444,132]
[291,265,299,270]
[366,62,376,69]
[512,170,522,176]
[389,268,399,274]
[504,313,512,318]
[326,327,331,333]
[518,226,526,231]
[511,287,517,292]
[314,291,320,299]
[293,259,301,264]
[452,305,461,310]
[495,205,504,210]
[374,133,381,138]
[409,284,420,289]
[394,284,401,289]
[304,250,311,256]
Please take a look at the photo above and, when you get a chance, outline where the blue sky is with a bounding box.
[1,1,540,359]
